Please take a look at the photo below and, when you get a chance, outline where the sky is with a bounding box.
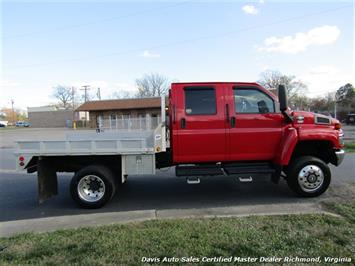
[1,0,354,110]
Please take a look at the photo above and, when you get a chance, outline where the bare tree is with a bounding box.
[110,90,134,99]
[292,94,310,111]
[52,85,73,109]
[258,70,307,101]
[135,73,170,98]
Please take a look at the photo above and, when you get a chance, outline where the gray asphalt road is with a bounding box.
[0,148,15,170]
[0,170,305,222]
[0,152,354,222]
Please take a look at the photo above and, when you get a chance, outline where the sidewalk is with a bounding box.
[0,202,338,237]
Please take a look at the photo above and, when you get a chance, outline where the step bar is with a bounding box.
[176,162,275,177]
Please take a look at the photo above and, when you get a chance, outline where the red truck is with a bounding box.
[15,83,345,208]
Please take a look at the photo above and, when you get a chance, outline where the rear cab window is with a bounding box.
[184,87,216,115]
[234,87,275,114]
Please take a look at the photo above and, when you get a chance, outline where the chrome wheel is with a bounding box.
[77,175,105,202]
[297,165,324,193]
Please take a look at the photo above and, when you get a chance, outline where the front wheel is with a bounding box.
[286,156,331,197]
[70,165,116,208]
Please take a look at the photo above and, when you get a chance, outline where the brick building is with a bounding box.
[75,97,163,129]
[28,106,74,128]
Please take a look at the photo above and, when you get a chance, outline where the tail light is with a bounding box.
[19,156,25,167]
[334,122,342,130]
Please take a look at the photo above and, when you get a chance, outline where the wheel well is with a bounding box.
[290,141,336,165]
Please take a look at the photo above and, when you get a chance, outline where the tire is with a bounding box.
[286,156,331,197]
[70,165,116,208]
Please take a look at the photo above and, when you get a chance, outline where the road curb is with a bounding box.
[0,202,338,238]
[0,210,157,238]
[156,202,339,219]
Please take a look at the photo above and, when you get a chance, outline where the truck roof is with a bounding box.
[171,82,277,99]
[171,82,261,86]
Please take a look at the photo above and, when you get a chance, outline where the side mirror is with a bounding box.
[278,85,287,112]
[278,84,293,123]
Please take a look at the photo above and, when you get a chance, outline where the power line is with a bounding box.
[97,88,101,100]
[2,1,190,39]
[80,85,91,103]
[80,85,91,122]
[4,3,353,70]
[11,99,15,123]
[71,87,75,109]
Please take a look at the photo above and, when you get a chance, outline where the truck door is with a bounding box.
[226,84,283,161]
[172,83,227,163]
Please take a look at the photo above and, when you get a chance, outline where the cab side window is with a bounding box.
[184,87,216,115]
[234,88,275,114]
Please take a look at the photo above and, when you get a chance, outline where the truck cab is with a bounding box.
[170,82,282,163]
[168,82,345,197]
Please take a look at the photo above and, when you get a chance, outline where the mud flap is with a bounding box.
[271,164,282,184]
[37,157,58,203]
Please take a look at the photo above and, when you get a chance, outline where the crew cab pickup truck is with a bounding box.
[15,83,345,208]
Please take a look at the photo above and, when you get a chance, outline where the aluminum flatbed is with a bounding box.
[14,98,167,204]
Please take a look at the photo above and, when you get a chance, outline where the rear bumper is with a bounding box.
[334,149,345,166]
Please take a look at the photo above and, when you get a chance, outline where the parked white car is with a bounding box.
[0,121,8,127]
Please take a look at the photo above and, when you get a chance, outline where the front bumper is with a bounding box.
[334,149,345,166]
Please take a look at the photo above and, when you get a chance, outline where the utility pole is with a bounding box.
[11,99,15,124]
[72,87,76,129]
[97,87,101,100]
[72,87,75,109]
[81,85,90,102]
[80,85,90,126]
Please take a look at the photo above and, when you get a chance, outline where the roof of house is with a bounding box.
[76,97,161,112]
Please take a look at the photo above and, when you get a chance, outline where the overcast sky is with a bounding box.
[1,0,354,109]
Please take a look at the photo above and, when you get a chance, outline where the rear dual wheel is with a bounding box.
[286,156,331,197]
[70,165,116,208]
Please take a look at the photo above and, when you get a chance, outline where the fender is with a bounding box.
[274,126,298,166]
[297,126,339,148]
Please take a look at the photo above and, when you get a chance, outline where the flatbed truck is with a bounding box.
[15,83,345,208]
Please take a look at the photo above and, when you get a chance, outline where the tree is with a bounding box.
[292,94,310,111]
[258,70,307,102]
[306,92,336,115]
[0,108,27,122]
[335,83,355,114]
[309,98,330,113]
[52,85,74,109]
[110,90,134,99]
[135,73,170,98]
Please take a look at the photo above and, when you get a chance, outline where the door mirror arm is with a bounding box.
[282,110,293,123]
[278,84,293,123]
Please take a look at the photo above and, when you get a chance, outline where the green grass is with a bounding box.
[0,202,354,265]
[322,201,355,224]
[344,141,355,152]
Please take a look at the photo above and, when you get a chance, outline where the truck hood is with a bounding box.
[291,111,340,126]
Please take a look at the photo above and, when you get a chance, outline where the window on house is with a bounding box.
[138,113,146,129]
[110,114,117,128]
[96,115,103,128]
[151,114,160,129]
[122,114,130,129]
